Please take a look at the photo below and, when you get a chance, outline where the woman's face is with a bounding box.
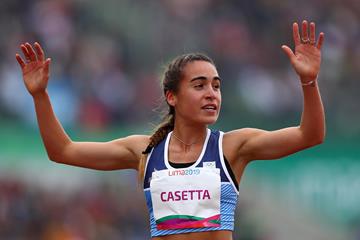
[168,60,222,126]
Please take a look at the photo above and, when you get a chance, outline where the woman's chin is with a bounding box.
[201,116,218,125]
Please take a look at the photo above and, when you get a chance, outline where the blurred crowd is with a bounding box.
[0,0,359,134]
[0,0,359,239]
[0,176,265,240]
[0,176,148,239]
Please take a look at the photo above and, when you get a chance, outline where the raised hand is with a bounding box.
[16,42,51,96]
[282,20,325,83]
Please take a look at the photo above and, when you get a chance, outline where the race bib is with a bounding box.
[150,167,221,230]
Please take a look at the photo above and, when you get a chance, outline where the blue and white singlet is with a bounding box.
[143,129,239,237]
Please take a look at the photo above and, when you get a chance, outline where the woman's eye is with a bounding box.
[213,84,220,90]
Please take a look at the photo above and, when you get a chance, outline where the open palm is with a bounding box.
[282,21,325,82]
[16,42,51,96]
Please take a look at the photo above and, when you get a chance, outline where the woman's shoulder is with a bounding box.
[112,134,151,154]
[222,128,264,152]
[225,127,268,135]
[223,127,261,138]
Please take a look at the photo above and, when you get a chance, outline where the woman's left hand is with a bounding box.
[282,20,325,83]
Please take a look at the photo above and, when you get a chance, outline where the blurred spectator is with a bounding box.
[0,176,149,239]
[0,1,359,239]
[0,0,358,135]
[0,176,265,240]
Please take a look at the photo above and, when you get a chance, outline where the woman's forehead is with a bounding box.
[182,61,219,79]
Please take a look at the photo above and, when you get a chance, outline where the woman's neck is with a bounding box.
[171,122,207,151]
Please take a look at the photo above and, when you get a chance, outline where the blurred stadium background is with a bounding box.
[0,0,359,239]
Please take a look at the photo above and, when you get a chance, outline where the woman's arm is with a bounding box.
[224,20,325,163]
[16,42,148,170]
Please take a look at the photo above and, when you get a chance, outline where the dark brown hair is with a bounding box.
[138,53,215,179]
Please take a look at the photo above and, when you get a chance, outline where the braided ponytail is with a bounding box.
[143,114,175,155]
[138,111,174,180]
[138,53,215,181]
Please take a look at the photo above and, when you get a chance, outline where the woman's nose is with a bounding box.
[205,86,216,99]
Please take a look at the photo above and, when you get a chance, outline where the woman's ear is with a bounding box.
[165,90,176,107]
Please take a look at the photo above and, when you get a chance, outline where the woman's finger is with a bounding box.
[42,58,51,84]
[25,43,37,61]
[15,54,26,68]
[317,32,325,50]
[21,44,31,62]
[34,42,45,61]
[293,22,301,46]
[43,58,51,74]
[301,20,309,42]
[309,22,316,45]
[281,45,295,65]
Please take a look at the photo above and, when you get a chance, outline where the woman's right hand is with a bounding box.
[16,42,51,97]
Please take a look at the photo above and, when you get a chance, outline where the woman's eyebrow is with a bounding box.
[190,76,222,82]
[214,76,222,82]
